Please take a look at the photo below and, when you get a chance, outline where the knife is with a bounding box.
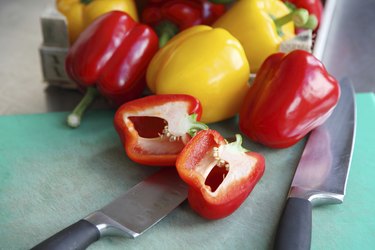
[32,168,188,250]
[274,79,356,250]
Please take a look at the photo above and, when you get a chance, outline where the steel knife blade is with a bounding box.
[32,168,188,250]
[274,79,356,250]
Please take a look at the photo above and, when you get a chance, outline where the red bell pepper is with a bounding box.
[65,11,159,128]
[114,94,208,166]
[176,129,265,219]
[141,0,226,47]
[239,50,340,148]
[282,0,323,33]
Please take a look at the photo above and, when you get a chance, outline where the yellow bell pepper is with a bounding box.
[213,0,310,73]
[146,25,250,124]
[56,0,138,44]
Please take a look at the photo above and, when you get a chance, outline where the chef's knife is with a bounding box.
[274,79,356,250]
[32,168,188,250]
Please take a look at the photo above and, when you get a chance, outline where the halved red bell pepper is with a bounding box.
[114,94,208,166]
[239,50,340,148]
[176,129,265,219]
[65,11,159,128]
[141,0,226,47]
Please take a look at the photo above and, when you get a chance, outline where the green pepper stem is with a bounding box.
[187,113,208,137]
[230,134,248,153]
[274,8,309,29]
[300,14,318,30]
[155,21,179,48]
[67,87,99,128]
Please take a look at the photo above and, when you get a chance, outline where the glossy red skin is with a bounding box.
[283,0,323,32]
[176,129,265,219]
[114,94,203,166]
[239,50,340,148]
[141,0,226,30]
[65,11,159,106]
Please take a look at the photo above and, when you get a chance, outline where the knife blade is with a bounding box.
[32,168,188,250]
[274,78,356,250]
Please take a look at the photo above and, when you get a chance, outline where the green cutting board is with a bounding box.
[0,93,374,249]
[0,110,303,250]
[312,93,375,250]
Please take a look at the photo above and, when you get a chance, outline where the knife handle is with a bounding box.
[274,197,312,250]
[31,219,100,250]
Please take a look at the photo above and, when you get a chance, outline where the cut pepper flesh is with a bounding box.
[114,94,206,166]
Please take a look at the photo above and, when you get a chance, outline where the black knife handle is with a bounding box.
[274,197,312,250]
[31,219,100,250]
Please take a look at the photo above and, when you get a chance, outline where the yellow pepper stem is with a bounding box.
[274,8,309,29]
[301,15,318,30]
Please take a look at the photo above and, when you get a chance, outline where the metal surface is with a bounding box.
[321,0,375,93]
[85,168,188,239]
[289,79,356,206]
[313,0,337,60]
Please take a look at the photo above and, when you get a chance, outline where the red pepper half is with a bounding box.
[176,129,265,219]
[65,11,159,128]
[239,50,340,148]
[114,94,208,166]
[283,0,323,33]
[141,0,226,47]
